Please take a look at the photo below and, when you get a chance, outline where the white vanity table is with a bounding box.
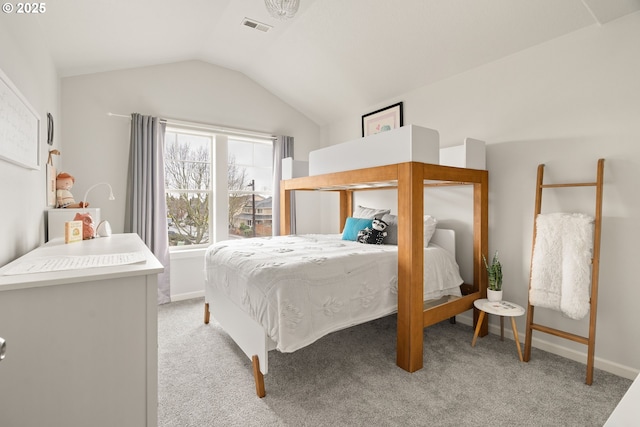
[0,233,163,427]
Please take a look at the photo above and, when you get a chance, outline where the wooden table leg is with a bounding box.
[500,316,504,341]
[511,317,523,362]
[471,311,486,347]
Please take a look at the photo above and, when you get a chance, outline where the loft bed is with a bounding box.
[204,124,488,396]
[204,160,488,397]
[280,161,489,371]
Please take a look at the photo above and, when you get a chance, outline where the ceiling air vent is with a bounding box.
[241,18,272,33]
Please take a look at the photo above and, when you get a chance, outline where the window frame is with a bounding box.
[164,127,214,250]
[164,125,274,251]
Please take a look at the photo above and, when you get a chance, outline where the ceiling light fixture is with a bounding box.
[264,0,299,20]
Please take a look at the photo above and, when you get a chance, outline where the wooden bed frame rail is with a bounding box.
[281,161,489,374]
[423,292,479,327]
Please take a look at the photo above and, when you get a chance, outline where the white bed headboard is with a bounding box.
[430,229,456,259]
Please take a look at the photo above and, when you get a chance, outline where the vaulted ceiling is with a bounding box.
[36,0,640,125]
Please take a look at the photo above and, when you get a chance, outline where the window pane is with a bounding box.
[245,166,272,193]
[253,143,272,168]
[228,140,254,165]
[166,191,210,246]
[177,133,210,161]
[165,132,211,190]
[228,193,273,238]
[227,138,273,239]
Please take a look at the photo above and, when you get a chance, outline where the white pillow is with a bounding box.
[424,215,438,246]
[380,213,437,246]
[353,205,391,219]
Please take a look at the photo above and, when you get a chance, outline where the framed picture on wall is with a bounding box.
[0,67,40,170]
[361,102,403,137]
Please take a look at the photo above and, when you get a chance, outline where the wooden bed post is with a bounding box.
[280,182,291,236]
[339,190,353,232]
[396,162,424,372]
[473,173,489,337]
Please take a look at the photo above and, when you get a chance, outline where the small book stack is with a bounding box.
[486,301,519,314]
[64,220,83,243]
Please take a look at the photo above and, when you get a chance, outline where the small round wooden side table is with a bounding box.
[471,298,525,361]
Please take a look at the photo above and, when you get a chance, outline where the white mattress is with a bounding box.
[204,234,463,353]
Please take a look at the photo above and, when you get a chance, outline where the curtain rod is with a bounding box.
[107,112,277,140]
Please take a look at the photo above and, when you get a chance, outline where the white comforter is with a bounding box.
[204,234,463,353]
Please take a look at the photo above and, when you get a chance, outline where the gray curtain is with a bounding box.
[272,136,295,235]
[124,113,171,304]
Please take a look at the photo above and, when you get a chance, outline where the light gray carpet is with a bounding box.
[158,298,631,426]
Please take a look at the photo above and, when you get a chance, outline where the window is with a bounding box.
[164,130,212,247]
[228,139,273,239]
[164,127,273,248]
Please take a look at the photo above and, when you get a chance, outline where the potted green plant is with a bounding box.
[483,251,503,301]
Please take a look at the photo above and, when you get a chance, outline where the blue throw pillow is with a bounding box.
[341,217,373,241]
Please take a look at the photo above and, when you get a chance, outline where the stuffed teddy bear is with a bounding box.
[357,217,388,245]
[56,172,89,208]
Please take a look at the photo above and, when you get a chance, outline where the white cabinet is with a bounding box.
[605,373,640,426]
[0,234,163,427]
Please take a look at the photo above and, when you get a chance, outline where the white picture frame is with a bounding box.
[0,67,40,170]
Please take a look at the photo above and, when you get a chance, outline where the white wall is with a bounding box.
[0,15,60,267]
[321,12,640,378]
[61,60,321,234]
[61,60,322,300]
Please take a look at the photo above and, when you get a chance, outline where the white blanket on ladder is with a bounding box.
[529,213,594,320]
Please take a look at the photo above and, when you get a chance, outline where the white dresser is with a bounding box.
[604,372,640,426]
[0,234,163,427]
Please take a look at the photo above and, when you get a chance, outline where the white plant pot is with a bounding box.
[487,289,503,302]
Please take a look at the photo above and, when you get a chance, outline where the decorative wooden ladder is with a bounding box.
[523,159,604,385]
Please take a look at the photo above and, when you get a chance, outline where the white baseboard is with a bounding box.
[456,313,639,381]
[170,290,204,302]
